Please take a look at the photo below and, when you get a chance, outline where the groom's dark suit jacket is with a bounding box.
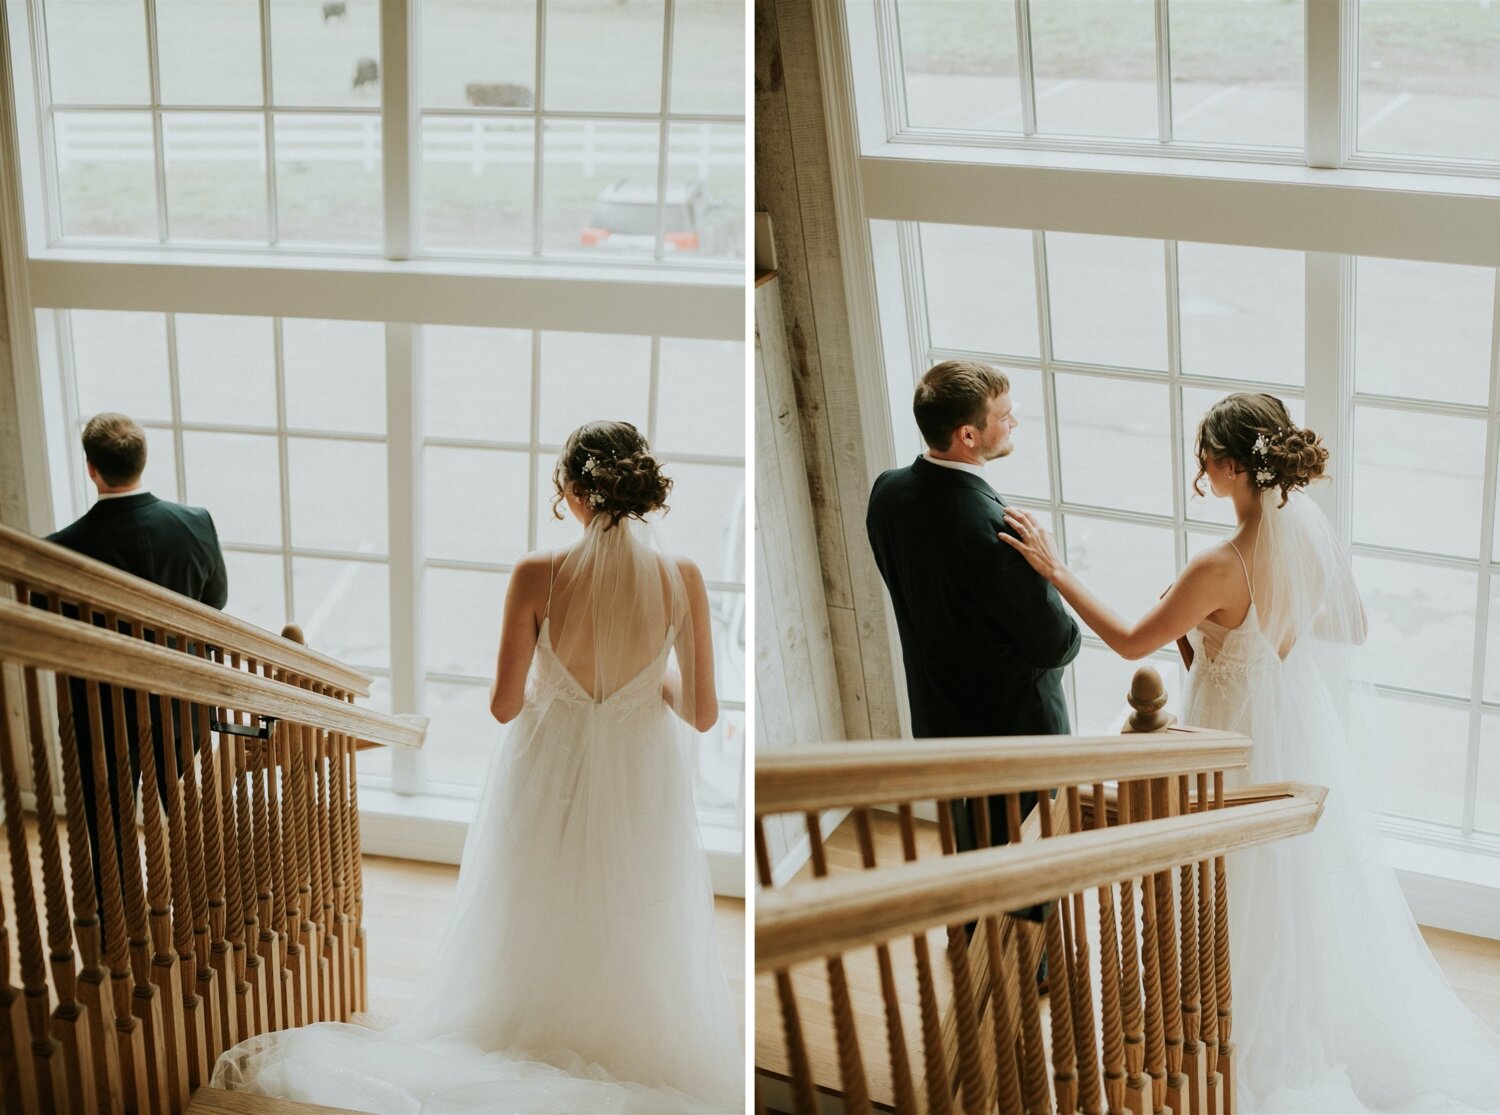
[868,456,1080,920]
[44,492,228,936]
[867,457,1081,742]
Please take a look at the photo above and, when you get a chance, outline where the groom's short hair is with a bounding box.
[82,412,147,486]
[914,361,1010,451]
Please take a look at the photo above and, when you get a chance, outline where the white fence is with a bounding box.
[54,114,740,178]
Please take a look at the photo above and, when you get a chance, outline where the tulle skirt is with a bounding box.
[1183,650,1500,1113]
[211,693,744,1113]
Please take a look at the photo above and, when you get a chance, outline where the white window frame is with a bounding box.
[812,0,1500,933]
[0,0,747,893]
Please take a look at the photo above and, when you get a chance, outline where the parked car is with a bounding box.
[579,179,735,256]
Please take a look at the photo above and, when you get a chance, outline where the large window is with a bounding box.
[830,1,1500,863]
[7,0,747,871]
[29,0,745,262]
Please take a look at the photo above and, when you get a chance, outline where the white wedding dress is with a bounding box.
[1180,490,1500,1114]
[211,517,744,1113]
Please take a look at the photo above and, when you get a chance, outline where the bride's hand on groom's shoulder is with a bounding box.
[1000,508,1064,583]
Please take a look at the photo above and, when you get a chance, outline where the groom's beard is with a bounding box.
[986,442,1014,461]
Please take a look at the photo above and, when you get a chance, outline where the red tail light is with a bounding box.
[665,231,699,251]
[580,227,610,246]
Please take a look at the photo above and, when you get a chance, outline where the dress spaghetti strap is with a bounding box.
[1226,540,1254,603]
[544,550,557,618]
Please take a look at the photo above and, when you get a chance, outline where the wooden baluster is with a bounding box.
[313,721,341,1022]
[1136,783,1166,1115]
[935,802,987,1115]
[1178,775,1204,1115]
[1151,778,1184,1115]
[1004,794,1049,1115]
[331,728,355,1023]
[84,669,150,1115]
[263,669,292,1029]
[250,720,283,1034]
[1035,791,1078,1115]
[47,633,123,1112]
[18,659,96,1114]
[1213,772,1234,1115]
[0,664,64,1113]
[1066,786,1103,1115]
[899,802,954,1115]
[1196,773,1220,1115]
[147,631,205,1097]
[853,808,917,1115]
[236,659,268,1037]
[220,673,257,1044]
[805,812,871,1114]
[754,819,818,1115]
[341,691,368,1016]
[1116,782,1147,1115]
[168,651,211,1087]
[306,726,329,1024]
[973,807,1022,1115]
[287,707,315,1030]
[128,677,189,1114]
[103,623,170,1115]
[0,816,41,1115]
[188,672,225,1066]
[206,649,242,1057]
[1092,782,1126,1115]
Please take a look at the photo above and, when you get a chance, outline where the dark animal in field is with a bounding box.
[465,82,534,108]
[322,2,346,20]
[353,57,378,91]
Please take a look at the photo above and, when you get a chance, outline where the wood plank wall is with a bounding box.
[754,0,901,755]
[754,276,847,876]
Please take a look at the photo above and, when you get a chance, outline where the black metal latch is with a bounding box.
[210,715,277,740]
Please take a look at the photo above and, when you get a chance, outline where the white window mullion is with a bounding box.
[385,322,425,794]
[1154,0,1173,144]
[528,329,542,552]
[531,0,546,258]
[1164,241,1186,572]
[1014,0,1037,137]
[380,0,417,260]
[258,0,278,245]
[272,318,296,627]
[164,311,185,504]
[142,0,168,241]
[1304,0,1343,168]
[1459,276,1500,834]
[653,0,675,262]
[1302,250,1348,535]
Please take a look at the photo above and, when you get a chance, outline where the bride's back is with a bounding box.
[542,523,688,702]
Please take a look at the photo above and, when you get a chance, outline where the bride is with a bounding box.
[999,392,1500,1113]
[211,420,744,1113]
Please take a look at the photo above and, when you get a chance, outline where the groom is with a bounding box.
[866,360,1081,858]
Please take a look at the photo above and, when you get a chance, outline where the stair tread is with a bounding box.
[186,1086,366,1115]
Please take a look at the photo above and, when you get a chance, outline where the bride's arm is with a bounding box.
[666,558,718,732]
[489,554,546,724]
[1000,508,1226,661]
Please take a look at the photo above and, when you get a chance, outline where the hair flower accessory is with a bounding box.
[587,491,606,507]
[1255,468,1275,484]
[1253,433,1269,456]
[581,456,600,475]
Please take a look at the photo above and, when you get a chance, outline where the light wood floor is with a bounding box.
[754,811,1500,1106]
[360,853,746,1029]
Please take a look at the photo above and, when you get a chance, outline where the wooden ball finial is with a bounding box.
[1121,665,1175,733]
[280,622,306,645]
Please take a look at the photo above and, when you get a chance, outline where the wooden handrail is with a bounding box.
[0,523,370,696]
[757,783,1325,971]
[756,728,1251,815]
[0,598,425,749]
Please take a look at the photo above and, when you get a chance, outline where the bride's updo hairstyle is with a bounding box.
[551,420,672,530]
[1193,392,1329,507]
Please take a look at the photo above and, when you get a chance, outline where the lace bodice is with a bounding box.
[525,617,674,717]
[1186,603,1283,700]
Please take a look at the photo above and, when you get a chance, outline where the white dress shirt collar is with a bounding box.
[96,488,147,502]
[922,452,989,480]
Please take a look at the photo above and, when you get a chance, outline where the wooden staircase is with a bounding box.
[0,524,427,1114]
[754,681,1327,1115]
